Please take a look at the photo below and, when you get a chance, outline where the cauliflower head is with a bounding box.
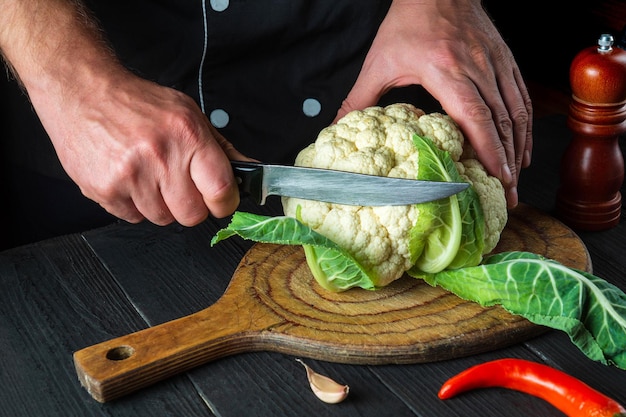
[282,103,507,288]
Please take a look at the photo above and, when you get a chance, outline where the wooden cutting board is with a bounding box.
[73,203,592,402]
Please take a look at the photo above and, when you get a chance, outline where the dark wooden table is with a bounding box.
[1,115,625,417]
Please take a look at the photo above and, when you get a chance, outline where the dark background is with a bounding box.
[484,0,626,101]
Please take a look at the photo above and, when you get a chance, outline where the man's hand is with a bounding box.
[43,73,246,226]
[336,0,532,208]
[1,0,245,226]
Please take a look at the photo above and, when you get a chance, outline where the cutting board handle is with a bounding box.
[73,294,275,403]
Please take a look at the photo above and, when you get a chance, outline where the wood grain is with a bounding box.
[73,203,591,402]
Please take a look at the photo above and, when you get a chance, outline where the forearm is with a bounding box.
[0,0,123,107]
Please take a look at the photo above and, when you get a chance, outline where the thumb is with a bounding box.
[334,71,386,123]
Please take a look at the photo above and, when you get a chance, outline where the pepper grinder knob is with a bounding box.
[555,34,626,231]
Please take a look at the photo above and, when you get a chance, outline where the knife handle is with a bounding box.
[231,161,264,204]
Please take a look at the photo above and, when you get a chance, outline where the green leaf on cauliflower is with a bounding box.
[211,211,377,291]
[423,251,626,369]
[408,134,485,276]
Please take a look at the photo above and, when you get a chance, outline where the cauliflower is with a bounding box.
[212,103,508,292]
[282,103,507,288]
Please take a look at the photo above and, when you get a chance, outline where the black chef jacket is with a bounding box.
[1,0,410,248]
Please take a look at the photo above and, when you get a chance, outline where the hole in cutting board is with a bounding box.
[106,345,135,361]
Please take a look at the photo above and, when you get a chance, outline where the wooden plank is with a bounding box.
[0,234,214,416]
[84,222,234,322]
[186,353,415,417]
[80,202,278,323]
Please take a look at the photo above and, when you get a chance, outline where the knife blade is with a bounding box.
[231,161,469,206]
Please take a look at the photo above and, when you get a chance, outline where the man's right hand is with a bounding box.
[1,0,247,226]
[46,72,246,226]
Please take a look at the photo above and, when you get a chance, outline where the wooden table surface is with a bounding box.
[1,115,625,417]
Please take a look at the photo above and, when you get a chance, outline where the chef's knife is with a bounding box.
[231,161,469,206]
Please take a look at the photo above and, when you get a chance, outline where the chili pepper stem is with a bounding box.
[438,358,626,417]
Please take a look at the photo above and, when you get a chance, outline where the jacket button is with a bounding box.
[210,0,229,12]
[209,109,230,128]
[302,98,321,117]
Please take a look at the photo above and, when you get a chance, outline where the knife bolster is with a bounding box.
[231,161,265,204]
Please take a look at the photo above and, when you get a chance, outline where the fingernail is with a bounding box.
[523,150,532,168]
[501,164,513,185]
[508,186,519,209]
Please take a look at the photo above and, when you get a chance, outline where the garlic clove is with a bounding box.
[296,359,349,404]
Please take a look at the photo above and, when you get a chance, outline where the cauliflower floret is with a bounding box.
[456,159,507,252]
[383,102,426,123]
[283,103,507,287]
[298,103,426,176]
[417,113,465,161]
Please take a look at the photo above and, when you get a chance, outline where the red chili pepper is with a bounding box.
[438,358,626,417]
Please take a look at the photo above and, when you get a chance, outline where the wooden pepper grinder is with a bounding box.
[556,34,626,231]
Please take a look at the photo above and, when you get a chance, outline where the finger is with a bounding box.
[129,179,176,226]
[427,73,510,183]
[78,179,149,224]
[159,122,243,224]
[132,132,240,226]
[160,174,209,227]
[448,52,524,208]
[98,196,145,224]
[471,89,519,209]
[424,72,518,208]
[495,64,533,177]
[189,138,240,219]
[152,120,212,226]
[467,65,518,185]
[513,67,533,169]
[98,158,177,226]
